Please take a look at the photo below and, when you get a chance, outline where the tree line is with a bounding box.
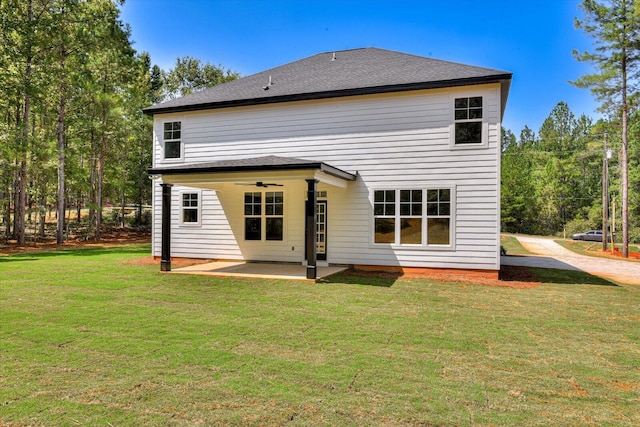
[502,0,640,251]
[501,101,640,243]
[1,0,637,250]
[0,0,238,245]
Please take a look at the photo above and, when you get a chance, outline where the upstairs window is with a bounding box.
[454,97,483,145]
[163,121,181,159]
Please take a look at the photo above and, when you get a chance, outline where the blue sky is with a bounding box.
[120,0,600,135]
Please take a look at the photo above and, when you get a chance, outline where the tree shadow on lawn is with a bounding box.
[529,267,619,286]
[502,265,618,287]
[325,266,618,288]
[321,271,400,287]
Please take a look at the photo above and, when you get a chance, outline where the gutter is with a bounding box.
[143,74,513,116]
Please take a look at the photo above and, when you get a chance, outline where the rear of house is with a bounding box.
[145,48,512,279]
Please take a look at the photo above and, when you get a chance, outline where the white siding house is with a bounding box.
[145,48,512,279]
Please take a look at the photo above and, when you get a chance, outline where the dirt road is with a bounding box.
[501,235,640,285]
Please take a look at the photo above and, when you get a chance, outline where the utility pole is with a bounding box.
[602,134,608,252]
[611,197,616,254]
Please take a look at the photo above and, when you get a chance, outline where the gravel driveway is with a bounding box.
[501,235,640,285]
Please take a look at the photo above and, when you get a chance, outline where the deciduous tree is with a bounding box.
[163,56,240,100]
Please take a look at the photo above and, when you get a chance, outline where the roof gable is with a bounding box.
[144,47,512,116]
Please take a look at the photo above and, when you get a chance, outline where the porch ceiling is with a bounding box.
[148,155,357,188]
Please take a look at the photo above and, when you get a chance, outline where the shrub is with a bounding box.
[565,217,596,237]
[126,209,151,227]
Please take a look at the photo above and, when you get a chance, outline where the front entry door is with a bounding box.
[316,201,327,261]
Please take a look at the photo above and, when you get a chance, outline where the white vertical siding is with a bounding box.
[152,84,502,270]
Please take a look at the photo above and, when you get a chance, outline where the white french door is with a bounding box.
[316,201,327,261]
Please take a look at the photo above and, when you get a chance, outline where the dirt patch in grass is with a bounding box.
[402,266,540,289]
[340,265,540,289]
[562,239,640,260]
[602,248,640,259]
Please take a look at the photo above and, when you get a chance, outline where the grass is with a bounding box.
[527,267,618,286]
[556,239,640,262]
[1,245,640,426]
[500,234,532,256]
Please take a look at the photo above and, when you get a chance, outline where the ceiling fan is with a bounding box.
[235,181,283,188]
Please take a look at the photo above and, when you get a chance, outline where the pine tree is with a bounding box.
[573,0,640,257]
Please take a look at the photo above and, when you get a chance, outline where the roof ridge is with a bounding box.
[316,47,373,55]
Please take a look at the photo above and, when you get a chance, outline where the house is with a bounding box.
[145,48,512,280]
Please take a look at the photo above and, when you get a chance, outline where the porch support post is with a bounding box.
[305,179,318,280]
[160,183,173,272]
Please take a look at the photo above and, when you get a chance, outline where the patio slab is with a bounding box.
[170,261,348,281]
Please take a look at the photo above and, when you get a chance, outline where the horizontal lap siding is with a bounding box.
[152,185,242,259]
[186,95,450,144]
[152,182,307,262]
[152,85,501,269]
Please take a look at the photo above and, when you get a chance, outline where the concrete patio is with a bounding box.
[169,261,348,282]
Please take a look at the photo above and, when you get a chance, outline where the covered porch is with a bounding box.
[169,260,349,282]
[148,155,357,280]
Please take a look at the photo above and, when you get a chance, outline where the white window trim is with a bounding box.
[370,187,456,251]
[179,189,202,227]
[449,93,489,150]
[161,119,184,163]
[242,189,287,243]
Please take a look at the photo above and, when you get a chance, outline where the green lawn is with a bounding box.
[500,234,531,256]
[1,245,639,426]
[556,239,640,262]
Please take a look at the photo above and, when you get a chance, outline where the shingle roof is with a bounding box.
[143,47,512,116]
[148,155,357,181]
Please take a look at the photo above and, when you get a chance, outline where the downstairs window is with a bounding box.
[244,191,284,241]
[180,191,201,226]
[374,188,451,246]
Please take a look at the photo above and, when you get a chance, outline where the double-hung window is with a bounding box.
[244,192,262,240]
[180,191,201,226]
[264,191,284,240]
[399,190,423,244]
[244,191,284,241]
[163,121,181,159]
[426,189,451,245]
[374,188,452,246]
[374,190,396,244]
[454,96,483,145]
